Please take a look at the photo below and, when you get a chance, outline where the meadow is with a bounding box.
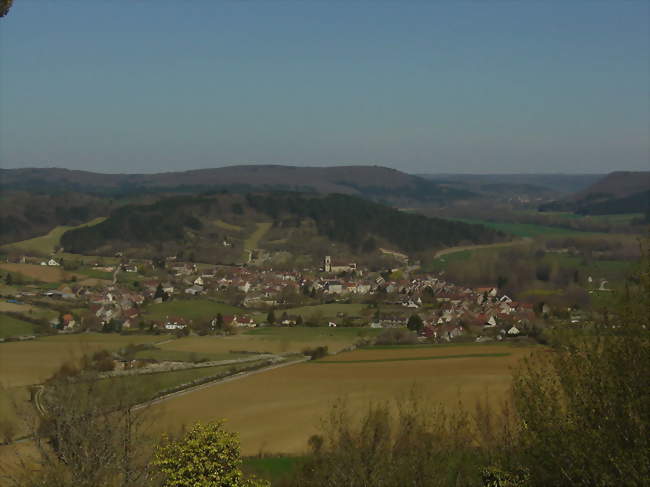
[0,217,106,255]
[142,299,244,322]
[150,343,536,455]
[0,314,34,339]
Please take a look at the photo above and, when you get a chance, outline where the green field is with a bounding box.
[97,360,269,407]
[280,303,368,320]
[2,217,106,254]
[0,314,35,339]
[453,218,587,237]
[143,299,245,322]
[244,456,304,483]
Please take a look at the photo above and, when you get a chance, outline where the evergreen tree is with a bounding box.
[267,309,276,325]
[407,314,424,333]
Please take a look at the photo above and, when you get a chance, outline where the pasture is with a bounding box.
[150,343,536,455]
[0,314,34,339]
[0,333,169,387]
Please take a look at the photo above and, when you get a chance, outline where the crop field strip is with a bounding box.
[311,352,511,364]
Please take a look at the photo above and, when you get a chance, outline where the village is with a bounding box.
[1,252,547,344]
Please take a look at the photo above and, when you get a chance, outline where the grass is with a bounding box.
[149,343,536,455]
[243,222,273,257]
[279,303,368,319]
[452,218,588,237]
[96,360,268,407]
[142,299,245,322]
[244,456,304,482]
[0,314,35,338]
[2,217,106,254]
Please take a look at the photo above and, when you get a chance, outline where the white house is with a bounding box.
[507,326,520,335]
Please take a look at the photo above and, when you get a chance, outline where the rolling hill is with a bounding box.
[0,165,475,204]
[59,193,503,263]
[540,171,650,215]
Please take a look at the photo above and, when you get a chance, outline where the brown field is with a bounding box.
[0,264,76,283]
[320,344,514,362]
[151,344,536,455]
[0,334,169,387]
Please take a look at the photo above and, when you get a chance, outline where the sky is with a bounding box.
[0,1,648,175]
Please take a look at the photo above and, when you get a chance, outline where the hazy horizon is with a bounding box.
[1,1,648,174]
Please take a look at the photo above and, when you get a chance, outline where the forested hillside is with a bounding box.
[60,193,502,261]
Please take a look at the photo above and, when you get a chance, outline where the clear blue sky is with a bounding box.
[1,1,648,174]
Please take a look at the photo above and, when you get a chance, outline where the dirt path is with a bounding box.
[433,237,532,259]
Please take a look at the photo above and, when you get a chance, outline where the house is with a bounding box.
[232,315,256,328]
[162,317,188,330]
[507,326,520,335]
[328,321,337,327]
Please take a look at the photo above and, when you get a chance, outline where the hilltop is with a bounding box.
[540,171,650,215]
[0,165,475,204]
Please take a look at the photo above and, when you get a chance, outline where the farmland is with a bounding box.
[150,343,536,455]
[0,333,169,387]
[0,263,77,283]
[155,326,378,356]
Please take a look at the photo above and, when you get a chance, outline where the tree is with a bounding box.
[215,313,224,330]
[496,250,650,486]
[266,309,276,325]
[154,283,165,300]
[152,421,268,487]
[4,365,153,487]
[406,313,424,333]
[5,273,12,285]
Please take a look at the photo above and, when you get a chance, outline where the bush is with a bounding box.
[302,346,328,360]
[374,328,418,345]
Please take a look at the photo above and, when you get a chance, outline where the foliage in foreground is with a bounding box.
[152,421,268,487]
